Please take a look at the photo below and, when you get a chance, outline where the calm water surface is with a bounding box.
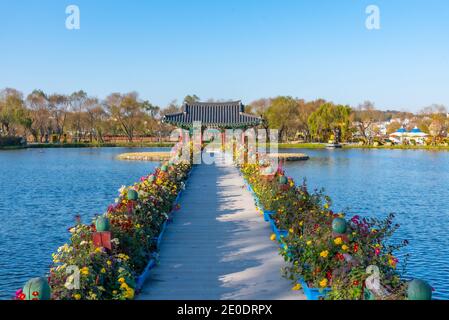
[1,148,448,299]
[282,149,449,300]
[0,148,163,299]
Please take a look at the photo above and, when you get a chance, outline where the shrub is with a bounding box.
[0,136,25,147]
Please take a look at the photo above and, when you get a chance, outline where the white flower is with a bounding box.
[118,185,126,194]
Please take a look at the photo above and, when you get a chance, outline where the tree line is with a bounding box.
[1,88,448,145]
[247,97,449,144]
[0,88,190,143]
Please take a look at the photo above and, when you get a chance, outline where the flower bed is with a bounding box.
[16,160,191,300]
[240,162,432,300]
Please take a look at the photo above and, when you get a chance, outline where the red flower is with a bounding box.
[353,280,360,286]
[335,253,345,261]
[32,291,39,296]
[353,243,359,253]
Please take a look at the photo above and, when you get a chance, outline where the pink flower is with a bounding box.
[375,248,381,256]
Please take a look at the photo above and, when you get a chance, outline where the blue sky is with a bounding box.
[0,0,448,111]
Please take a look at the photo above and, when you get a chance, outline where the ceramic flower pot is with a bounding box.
[263,210,275,222]
[299,278,331,300]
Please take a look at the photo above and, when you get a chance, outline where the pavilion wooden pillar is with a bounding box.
[242,131,249,164]
[221,129,225,151]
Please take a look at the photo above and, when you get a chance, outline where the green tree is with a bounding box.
[308,103,352,143]
[183,95,200,105]
[0,88,26,136]
[295,99,325,142]
[266,96,298,142]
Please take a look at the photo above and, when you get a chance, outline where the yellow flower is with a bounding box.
[320,250,329,258]
[334,237,343,245]
[136,224,141,229]
[324,203,329,209]
[112,290,118,295]
[124,287,135,299]
[107,260,112,266]
[306,240,312,246]
[319,278,328,288]
[95,247,102,253]
[118,254,129,261]
[118,277,125,284]
[73,293,81,300]
[101,268,106,274]
[289,228,294,233]
[292,283,302,291]
[299,221,304,227]
[270,234,277,241]
[342,244,349,251]
[120,282,129,290]
[80,267,89,275]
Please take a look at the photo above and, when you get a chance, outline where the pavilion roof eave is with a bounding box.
[161,101,262,129]
[162,120,261,129]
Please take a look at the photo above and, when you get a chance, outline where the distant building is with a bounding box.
[389,127,428,144]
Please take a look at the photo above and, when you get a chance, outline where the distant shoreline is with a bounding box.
[278,143,449,151]
[2,142,449,152]
[0,142,175,150]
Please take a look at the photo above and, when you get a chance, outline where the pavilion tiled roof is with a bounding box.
[162,101,261,128]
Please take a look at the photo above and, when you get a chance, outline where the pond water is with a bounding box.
[1,148,448,300]
[0,148,163,300]
[282,148,449,300]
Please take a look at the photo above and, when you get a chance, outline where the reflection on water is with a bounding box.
[282,148,449,299]
[0,148,165,299]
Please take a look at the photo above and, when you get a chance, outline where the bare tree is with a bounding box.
[48,94,70,142]
[105,92,147,142]
[352,101,381,144]
[26,90,52,142]
[68,91,88,142]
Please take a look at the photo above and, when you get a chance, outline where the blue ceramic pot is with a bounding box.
[299,278,331,300]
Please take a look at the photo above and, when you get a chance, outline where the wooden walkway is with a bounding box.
[138,154,305,300]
